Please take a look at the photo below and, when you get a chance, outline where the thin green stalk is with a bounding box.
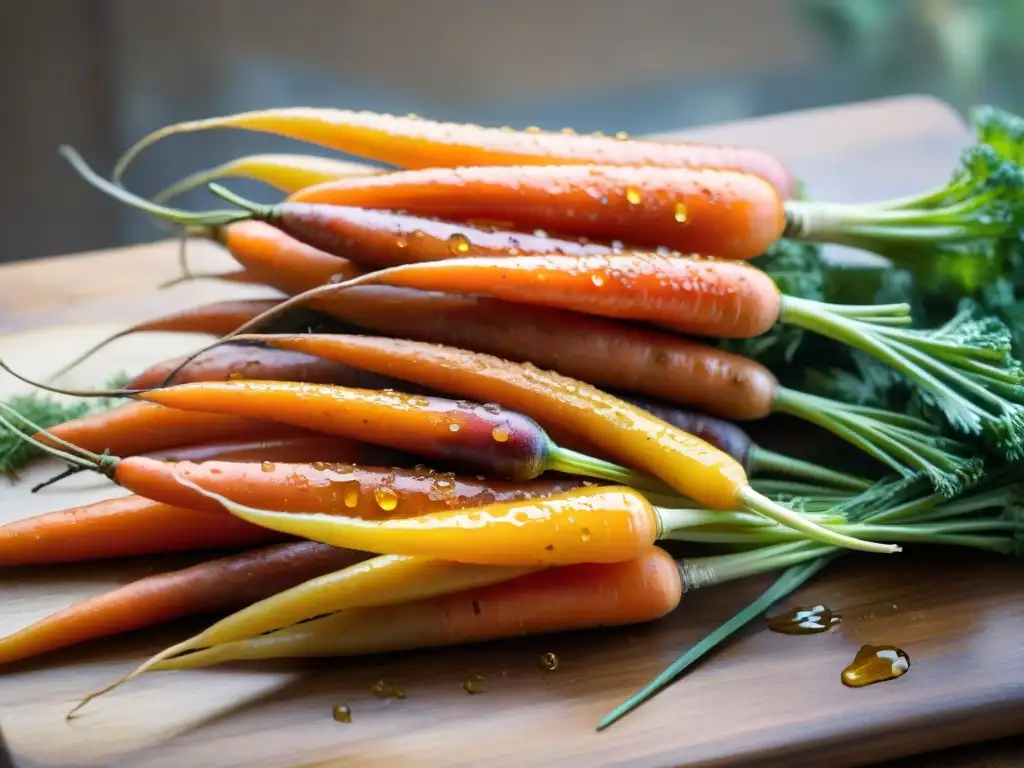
[746,446,870,492]
[60,146,252,229]
[735,487,899,554]
[544,445,673,494]
[597,556,836,731]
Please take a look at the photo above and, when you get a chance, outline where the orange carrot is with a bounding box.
[0,541,366,665]
[113,458,585,519]
[281,165,784,260]
[200,220,366,294]
[257,252,781,340]
[147,546,684,668]
[0,497,281,565]
[112,109,796,196]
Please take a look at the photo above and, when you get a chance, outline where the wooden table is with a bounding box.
[1,96,1022,767]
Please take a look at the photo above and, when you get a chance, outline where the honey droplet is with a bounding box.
[580,527,592,543]
[591,274,606,287]
[841,645,910,688]
[462,674,486,695]
[332,703,352,723]
[374,487,399,512]
[491,425,510,442]
[261,461,275,473]
[625,187,642,205]
[540,652,559,671]
[614,131,630,141]
[343,488,360,508]
[447,233,471,255]
[370,680,407,699]
[765,605,840,635]
[449,423,461,432]
[674,202,689,223]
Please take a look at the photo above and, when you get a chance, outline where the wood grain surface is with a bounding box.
[1,96,1022,768]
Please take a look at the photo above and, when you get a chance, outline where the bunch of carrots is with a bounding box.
[3,104,1024,729]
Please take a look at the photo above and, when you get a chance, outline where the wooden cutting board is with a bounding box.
[2,96,1022,768]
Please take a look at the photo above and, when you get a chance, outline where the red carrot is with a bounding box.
[0,460,578,565]
[126,343,408,390]
[0,541,366,665]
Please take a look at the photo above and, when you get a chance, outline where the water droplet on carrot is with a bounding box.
[261,461,275,473]
[674,202,689,223]
[491,425,511,442]
[311,461,328,471]
[463,675,486,695]
[405,113,420,120]
[447,233,471,255]
[625,187,642,205]
[228,370,244,381]
[591,274,606,287]
[374,487,399,512]
[370,680,407,699]
[615,131,630,141]
[482,402,502,414]
[332,703,352,723]
[580,528,592,543]
[560,127,577,135]
[449,423,461,432]
[395,236,408,249]
[533,229,548,238]
[343,488,360,508]
[540,652,560,671]
[525,126,541,134]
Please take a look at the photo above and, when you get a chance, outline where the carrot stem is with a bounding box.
[59,146,252,228]
[745,446,871,492]
[772,387,982,496]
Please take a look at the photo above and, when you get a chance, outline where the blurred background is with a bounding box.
[1,0,1015,263]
